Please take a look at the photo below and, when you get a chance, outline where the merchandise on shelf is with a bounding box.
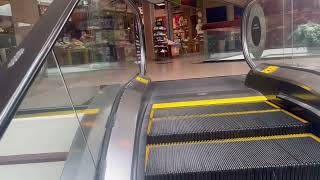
[153,18,169,60]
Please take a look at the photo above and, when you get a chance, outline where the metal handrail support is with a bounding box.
[241,0,257,69]
[125,0,147,75]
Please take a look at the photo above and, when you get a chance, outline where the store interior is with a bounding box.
[1,0,320,78]
[142,0,245,63]
[0,0,246,73]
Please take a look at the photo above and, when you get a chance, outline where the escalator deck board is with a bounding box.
[145,134,320,180]
[148,105,309,144]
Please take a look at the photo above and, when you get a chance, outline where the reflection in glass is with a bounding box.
[244,0,320,71]
[0,53,95,180]
[52,0,139,106]
[0,0,55,67]
[53,0,140,169]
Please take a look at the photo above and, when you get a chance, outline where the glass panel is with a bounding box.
[245,0,287,66]
[53,0,139,167]
[53,0,139,84]
[202,4,242,61]
[169,2,244,62]
[0,53,95,180]
[291,0,320,70]
[245,0,320,70]
[0,0,54,67]
[205,29,242,61]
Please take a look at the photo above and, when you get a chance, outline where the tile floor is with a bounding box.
[148,54,250,81]
[20,54,250,109]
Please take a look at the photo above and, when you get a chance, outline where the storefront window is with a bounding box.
[52,0,138,72]
[149,0,244,63]
[51,0,139,107]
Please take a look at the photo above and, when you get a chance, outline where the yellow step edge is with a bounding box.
[15,108,100,119]
[147,133,319,149]
[265,101,281,109]
[264,101,308,123]
[153,109,281,121]
[147,109,154,135]
[281,109,308,124]
[145,146,150,170]
[152,96,267,109]
[308,134,320,142]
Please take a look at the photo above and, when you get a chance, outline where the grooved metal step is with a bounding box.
[145,134,320,180]
[153,101,274,118]
[148,100,309,144]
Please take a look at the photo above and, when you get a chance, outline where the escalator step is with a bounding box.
[153,101,274,118]
[148,110,309,144]
[145,134,320,180]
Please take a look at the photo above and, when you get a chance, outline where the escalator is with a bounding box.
[2,0,320,180]
[137,1,320,179]
[132,70,320,180]
[145,89,320,180]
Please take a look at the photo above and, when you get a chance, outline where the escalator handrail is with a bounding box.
[241,0,257,69]
[0,0,80,140]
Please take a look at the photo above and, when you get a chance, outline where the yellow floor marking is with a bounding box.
[15,108,100,119]
[153,109,281,121]
[147,133,317,148]
[136,76,150,84]
[147,110,154,135]
[261,66,279,74]
[81,121,96,127]
[152,96,267,109]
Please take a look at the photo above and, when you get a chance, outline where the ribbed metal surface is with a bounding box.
[149,111,309,144]
[146,137,320,180]
[153,102,274,118]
